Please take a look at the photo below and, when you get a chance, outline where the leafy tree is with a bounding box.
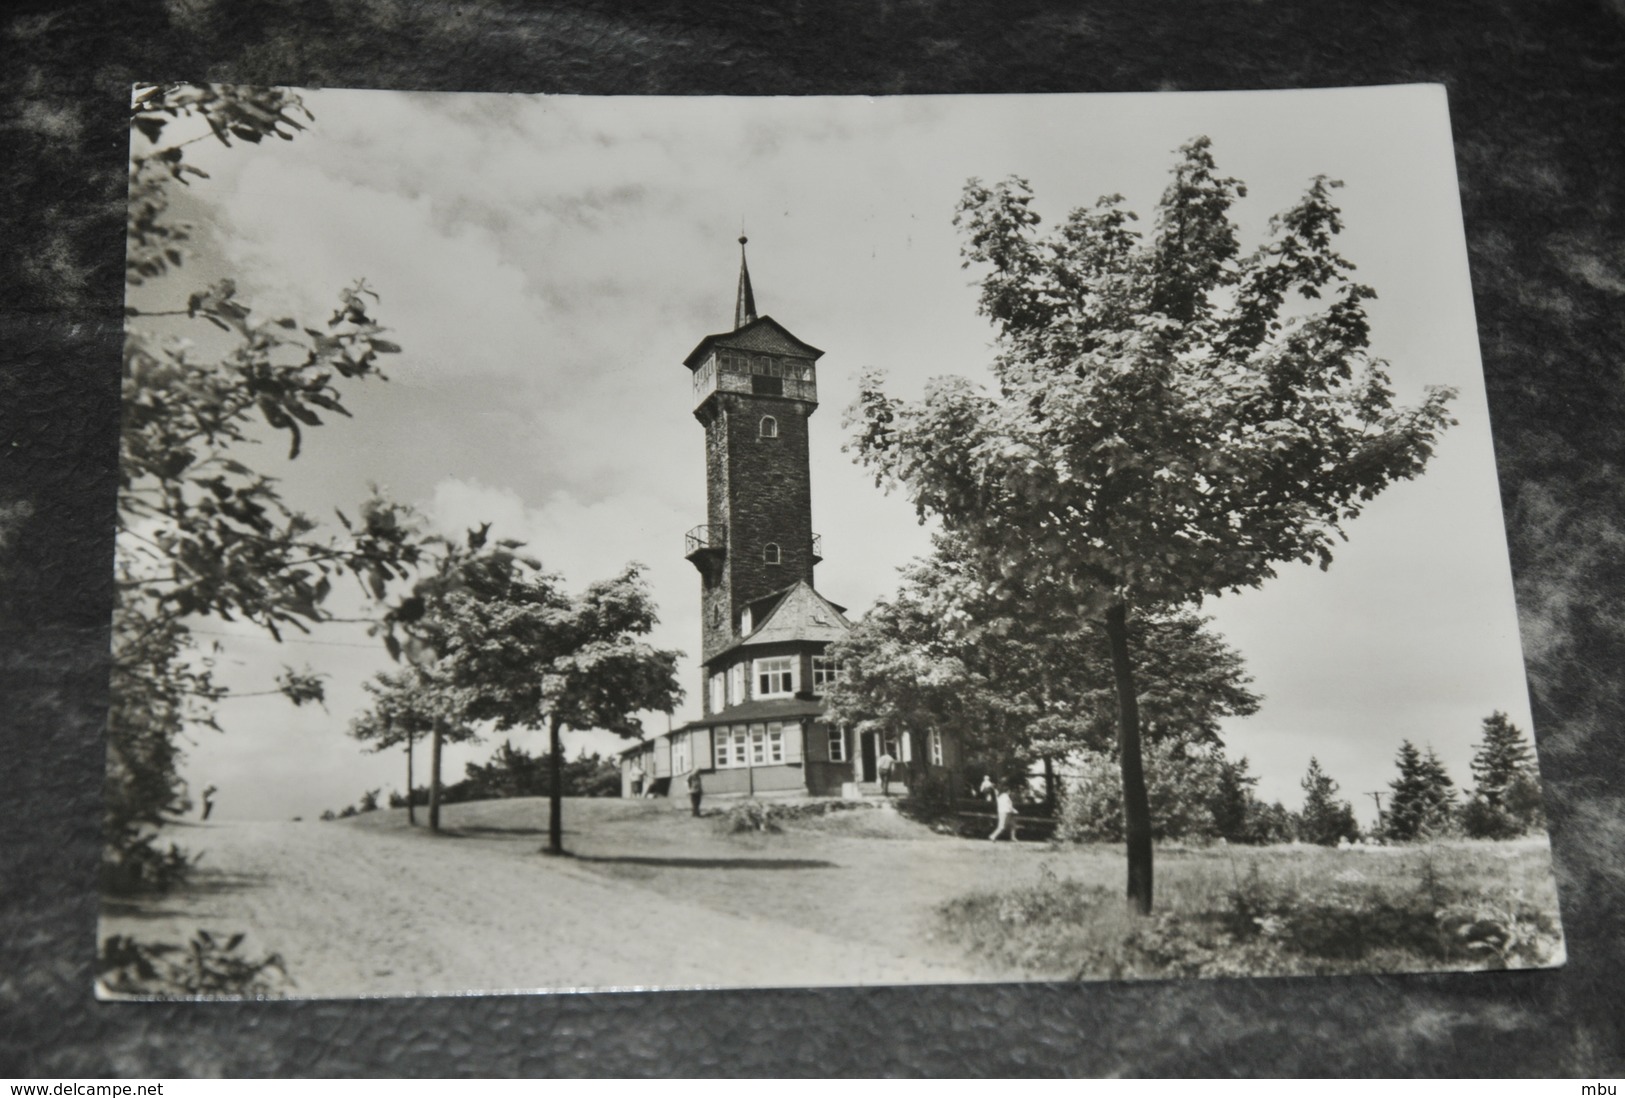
[110,83,423,888]
[1297,757,1360,846]
[847,138,1456,911]
[1461,711,1545,839]
[825,536,1259,807]
[350,665,476,829]
[1384,740,1458,841]
[1243,798,1298,846]
[380,538,682,854]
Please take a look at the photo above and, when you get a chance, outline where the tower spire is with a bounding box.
[734,233,757,330]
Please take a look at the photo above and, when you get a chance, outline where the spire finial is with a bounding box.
[734,231,757,330]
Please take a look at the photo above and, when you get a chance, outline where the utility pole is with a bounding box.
[1365,790,1386,833]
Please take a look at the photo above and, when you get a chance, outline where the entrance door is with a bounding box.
[860,731,877,783]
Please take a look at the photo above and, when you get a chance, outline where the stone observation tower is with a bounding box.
[616,239,960,799]
[682,236,827,667]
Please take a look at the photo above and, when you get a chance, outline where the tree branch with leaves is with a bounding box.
[109,83,425,890]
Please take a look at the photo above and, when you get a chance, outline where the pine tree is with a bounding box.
[1469,711,1534,803]
[1462,712,1545,839]
[1385,740,1457,841]
[1208,756,1257,842]
[1298,757,1360,846]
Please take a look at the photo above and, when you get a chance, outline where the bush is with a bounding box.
[718,800,784,834]
[1240,800,1298,845]
[100,830,196,895]
[98,930,289,998]
[895,769,960,823]
[1461,771,1546,840]
[938,850,1563,980]
[1058,741,1224,842]
[1435,888,1561,969]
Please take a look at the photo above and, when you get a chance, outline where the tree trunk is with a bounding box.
[1043,755,1058,816]
[547,714,564,855]
[429,723,443,833]
[406,733,416,827]
[1105,600,1153,915]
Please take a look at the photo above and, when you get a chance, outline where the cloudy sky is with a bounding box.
[127,84,1535,824]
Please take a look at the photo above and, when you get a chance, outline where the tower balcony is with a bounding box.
[685,525,727,573]
[811,532,823,564]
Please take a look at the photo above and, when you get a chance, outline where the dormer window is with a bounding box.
[759,415,778,438]
[763,543,781,565]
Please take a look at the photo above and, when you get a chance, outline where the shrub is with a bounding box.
[100,831,196,895]
[938,847,1563,980]
[1435,888,1561,969]
[1461,771,1546,840]
[98,930,289,998]
[718,800,784,834]
[1058,740,1224,842]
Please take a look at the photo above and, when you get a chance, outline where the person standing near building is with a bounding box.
[630,762,646,798]
[990,784,1018,842]
[687,768,704,817]
[876,748,895,796]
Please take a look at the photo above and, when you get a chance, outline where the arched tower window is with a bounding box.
[759,415,778,438]
[763,543,781,565]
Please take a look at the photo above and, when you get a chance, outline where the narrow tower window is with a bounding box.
[763,543,781,565]
[759,415,778,438]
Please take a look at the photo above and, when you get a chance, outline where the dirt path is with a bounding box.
[99,807,989,998]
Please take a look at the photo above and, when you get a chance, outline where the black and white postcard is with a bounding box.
[100,83,1563,998]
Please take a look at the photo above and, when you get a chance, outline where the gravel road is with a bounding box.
[99,808,986,999]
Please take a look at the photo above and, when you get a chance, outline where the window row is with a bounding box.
[661,724,944,771]
[713,722,788,768]
[708,656,844,711]
[718,351,813,382]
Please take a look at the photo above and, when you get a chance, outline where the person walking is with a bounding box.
[989,784,1019,842]
[630,762,645,798]
[200,784,217,822]
[687,767,704,817]
[877,748,895,796]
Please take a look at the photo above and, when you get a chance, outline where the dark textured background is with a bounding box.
[2,0,1622,1077]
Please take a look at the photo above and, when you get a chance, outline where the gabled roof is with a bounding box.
[682,315,825,370]
[741,579,852,649]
